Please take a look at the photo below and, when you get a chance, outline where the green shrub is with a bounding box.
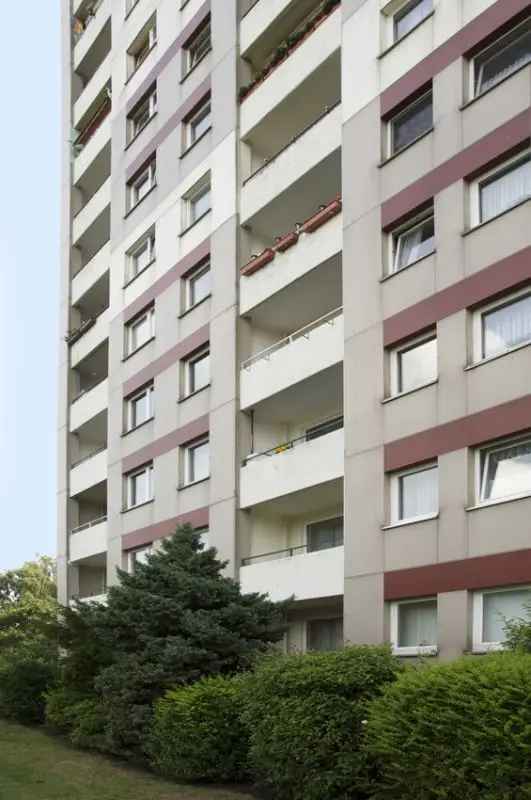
[240,646,402,800]
[150,675,249,783]
[365,653,531,799]
[45,686,87,733]
[69,698,108,752]
[0,658,57,724]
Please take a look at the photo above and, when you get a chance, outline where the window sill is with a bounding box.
[124,184,158,219]
[465,492,531,513]
[179,209,211,238]
[392,645,438,657]
[379,249,436,282]
[179,126,212,160]
[121,498,154,514]
[123,258,156,289]
[125,112,158,152]
[382,379,438,404]
[177,293,212,318]
[469,643,504,655]
[179,48,212,85]
[378,127,434,168]
[462,196,530,237]
[382,512,439,531]
[459,62,531,112]
[121,416,154,437]
[178,383,211,404]
[125,42,158,86]
[122,335,156,362]
[465,339,531,371]
[377,10,435,59]
[177,476,210,491]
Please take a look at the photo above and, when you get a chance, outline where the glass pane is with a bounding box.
[480,158,531,223]
[191,187,211,221]
[398,600,437,647]
[307,619,343,651]
[190,353,210,392]
[132,391,149,426]
[482,294,531,358]
[307,517,344,552]
[395,216,434,270]
[399,466,438,520]
[482,440,531,501]
[190,441,209,482]
[134,172,150,202]
[476,28,531,95]
[399,337,437,393]
[132,470,150,505]
[191,103,211,143]
[131,314,150,350]
[392,92,433,153]
[394,0,432,41]
[189,25,211,66]
[133,241,150,274]
[483,588,531,643]
[189,267,210,306]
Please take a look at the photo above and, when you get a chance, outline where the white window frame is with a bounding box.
[184,97,212,150]
[306,515,344,553]
[128,86,157,142]
[390,462,438,525]
[476,434,531,507]
[126,383,154,431]
[390,0,433,44]
[184,260,211,311]
[388,207,435,274]
[182,174,211,230]
[473,585,531,652]
[126,306,155,355]
[129,545,152,572]
[469,150,530,228]
[389,331,437,397]
[470,19,531,100]
[128,16,157,76]
[387,89,433,157]
[390,598,438,656]
[472,285,531,364]
[183,437,210,486]
[126,229,156,282]
[197,527,210,550]
[125,463,154,510]
[183,20,211,77]
[185,348,210,396]
[128,159,157,211]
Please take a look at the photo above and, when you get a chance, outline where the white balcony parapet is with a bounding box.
[70,517,108,562]
[72,592,107,605]
[74,0,110,70]
[70,306,110,367]
[73,52,111,130]
[72,177,111,245]
[73,114,111,186]
[240,544,344,601]
[70,447,108,497]
[71,242,110,305]
[240,424,344,508]
[70,378,108,432]
[240,0,291,55]
[241,308,343,409]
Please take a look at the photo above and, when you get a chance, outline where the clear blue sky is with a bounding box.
[0,6,60,569]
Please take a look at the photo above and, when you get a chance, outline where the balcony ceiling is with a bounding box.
[252,362,343,422]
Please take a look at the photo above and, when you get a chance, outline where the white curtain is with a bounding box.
[395,0,432,40]
[483,294,531,357]
[396,219,434,269]
[483,589,531,643]
[398,601,437,647]
[307,619,343,651]
[480,159,531,222]
[400,466,438,519]
[483,441,531,501]
[478,31,531,94]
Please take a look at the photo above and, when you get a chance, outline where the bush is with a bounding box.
[240,646,402,800]
[0,658,57,724]
[150,675,249,783]
[46,687,108,752]
[45,686,86,733]
[365,653,531,799]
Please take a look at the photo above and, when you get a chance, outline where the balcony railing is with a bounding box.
[71,515,107,535]
[243,414,343,466]
[242,538,343,566]
[242,306,342,371]
[71,376,107,405]
[73,96,111,155]
[71,444,107,469]
[65,305,109,346]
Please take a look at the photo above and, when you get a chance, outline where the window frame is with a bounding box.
[183,96,212,151]
[184,260,211,311]
[182,174,211,230]
[182,19,212,78]
[473,585,531,652]
[126,229,156,282]
[127,16,157,77]
[472,285,531,363]
[306,516,344,553]
[476,433,531,507]
[183,437,210,486]
[469,150,530,228]
[125,462,154,510]
[185,347,210,396]
[390,597,438,656]
[127,85,157,143]
[389,207,435,274]
[126,383,154,431]
[128,158,157,211]
[471,19,531,99]
[125,306,155,356]
[389,331,437,397]
[390,462,439,524]
[392,0,433,44]
[129,545,152,572]
[387,89,433,157]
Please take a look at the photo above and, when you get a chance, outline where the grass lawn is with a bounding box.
[0,720,255,800]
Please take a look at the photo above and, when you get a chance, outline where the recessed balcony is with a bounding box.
[70,516,107,563]
[71,241,110,299]
[73,52,111,130]
[74,0,111,74]
[70,553,107,604]
[70,306,110,367]
[240,543,344,602]
[72,177,110,246]
[70,447,108,497]
[70,377,108,432]
[73,105,111,186]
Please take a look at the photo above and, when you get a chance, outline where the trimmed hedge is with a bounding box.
[366,653,531,799]
[150,675,249,783]
[240,646,402,800]
[0,658,57,724]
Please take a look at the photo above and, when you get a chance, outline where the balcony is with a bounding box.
[241,307,343,409]
[74,0,111,73]
[72,241,110,298]
[73,103,111,186]
[240,543,344,602]
[70,306,109,367]
[70,341,108,405]
[71,553,107,604]
[73,52,111,130]
[70,378,108,431]
[240,423,344,508]
[70,447,108,497]
[241,0,319,55]
[70,516,107,563]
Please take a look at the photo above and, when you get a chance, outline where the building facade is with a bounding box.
[59,0,531,659]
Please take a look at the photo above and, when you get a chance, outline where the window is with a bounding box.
[307,517,344,553]
[391,209,434,272]
[475,289,531,361]
[128,16,157,76]
[197,528,210,549]
[185,438,210,484]
[183,175,211,229]
[128,158,156,210]
[391,334,437,395]
[184,97,211,150]
[474,153,530,225]
[126,383,154,431]
[127,85,157,142]
[307,618,343,652]
[478,436,531,504]
[129,546,152,572]
[393,0,432,42]
[183,20,211,76]
[473,586,531,651]
[185,261,211,309]
[127,230,155,281]
[305,416,343,441]
[389,91,432,155]
[126,463,153,509]
[473,21,531,97]
[186,349,210,395]
[391,598,437,655]
[391,463,438,523]
[126,306,154,355]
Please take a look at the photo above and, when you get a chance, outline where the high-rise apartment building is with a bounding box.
[59,0,531,659]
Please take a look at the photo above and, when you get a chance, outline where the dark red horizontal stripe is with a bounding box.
[123,414,209,473]
[385,547,531,600]
[385,394,531,472]
[122,506,209,550]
